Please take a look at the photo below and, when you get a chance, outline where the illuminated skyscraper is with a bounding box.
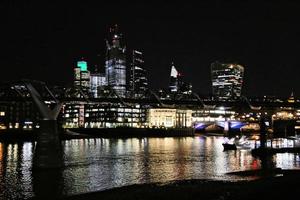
[169,63,192,95]
[211,61,244,100]
[169,63,179,93]
[74,60,90,93]
[105,25,126,97]
[130,50,148,98]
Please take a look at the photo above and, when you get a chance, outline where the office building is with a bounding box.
[62,102,147,128]
[211,61,244,100]
[105,25,127,97]
[130,50,148,98]
[169,63,179,93]
[90,73,107,98]
[74,60,90,93]
[169,63,192,95]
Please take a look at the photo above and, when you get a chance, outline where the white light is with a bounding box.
[219,107,225,110]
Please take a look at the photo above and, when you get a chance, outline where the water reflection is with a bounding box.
[0,136,300,199]
[0,142,34,199]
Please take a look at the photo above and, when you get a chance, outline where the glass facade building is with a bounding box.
[74,60,90,93]
[169,63,179,93]
[169,63,192,95]
[211,61,244,100]
[130,50,148,98]
[62,102,147,128]
[90,73,107,98]
[105,25,127,97]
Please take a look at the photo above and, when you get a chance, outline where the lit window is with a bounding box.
[0,112,4,116]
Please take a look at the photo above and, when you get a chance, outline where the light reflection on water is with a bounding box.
[0,136,300,199]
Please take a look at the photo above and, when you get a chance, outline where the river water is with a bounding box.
[1,136,300,199]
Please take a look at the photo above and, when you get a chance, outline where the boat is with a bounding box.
[222,143,237,150]
[236,136,252,149]
[222,136,251,150]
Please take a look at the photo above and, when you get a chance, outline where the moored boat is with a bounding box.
[222,143,237,150]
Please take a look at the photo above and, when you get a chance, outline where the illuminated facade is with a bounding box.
[105,25,127,97]
[169,63,192,95]
[148,109,177,128]
[90,73,107,98]
[288,92,295,103]
[148,108,192,128]
[0,106,6,129]
[169,63,179,93]
[0,101,40,130]
[62,102,147,128]
[192,107,236,123]
[74,60,90,93]
[211,61,244,100]
[130,50,148,98]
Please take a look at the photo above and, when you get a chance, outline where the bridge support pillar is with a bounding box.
[33,120,63,169]
[224,121,231,136]
[260,117,267,148]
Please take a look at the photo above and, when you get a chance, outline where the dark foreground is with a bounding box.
[31,169,300,200]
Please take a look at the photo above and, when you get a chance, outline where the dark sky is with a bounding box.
[1,1,300,97]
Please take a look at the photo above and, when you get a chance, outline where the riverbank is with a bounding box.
[0,127,195,141]
[66,127,195,138]
[57,169,300,200]
[0,129,37,141]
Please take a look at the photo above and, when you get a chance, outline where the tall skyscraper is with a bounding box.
[105,25,127,97]
[169,63,179,93]
[211,61,244,100]
[130,50,148,98]
[169,63,192,95]
[74,60,90,93]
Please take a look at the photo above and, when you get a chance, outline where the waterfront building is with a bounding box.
[0,100,40,130]
[90,73,107,98]
[62,102,147,128]
[192,107,236,123]
[74,60,90,94]
[0,105,7,129]
[105,25,127,97]
[129,50,148,98]
[176,109,193,127]
[148,108,192,128]
[211,61,244,100]
[148,109,176,128]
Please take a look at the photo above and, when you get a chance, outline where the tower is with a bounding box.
[105,25,127,97]
[211,61,244,100]
[74,60,90,93]
[169,62,192,95]
[130,50,148,98]
[169,62,179,93]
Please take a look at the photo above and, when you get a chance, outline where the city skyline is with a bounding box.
[2,2,300,199]
[2,1,300,97]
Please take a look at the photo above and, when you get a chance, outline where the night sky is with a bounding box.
[1,1,300,97]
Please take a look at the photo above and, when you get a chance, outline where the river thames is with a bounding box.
[1,136,300,199]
